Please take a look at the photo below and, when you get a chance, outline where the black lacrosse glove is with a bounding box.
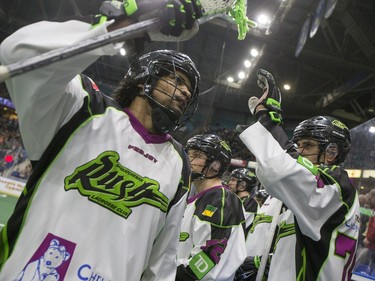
[97,0,203,37]
[248,69,282,124]
[234,256,269,281]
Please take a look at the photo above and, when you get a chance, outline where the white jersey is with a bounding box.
[240,120,360,281]
[176,185,247,281]
[246,196,297,280]
[0,20,191,281]
[245,196,284,256]
[241,194,258,231]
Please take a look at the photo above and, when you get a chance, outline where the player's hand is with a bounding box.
[248,69,282,124]
[256,69,281,112]
[159,0,203,36]
[99,0,203,37]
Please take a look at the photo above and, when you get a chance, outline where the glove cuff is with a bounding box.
[98,0,136,21]
[255,109,283,125]
[124,0,139,16]
[256,97,282,125]
[91,15,109,28]
[261,97,281,112]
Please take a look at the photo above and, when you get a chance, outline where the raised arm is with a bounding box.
[239,70,353,240]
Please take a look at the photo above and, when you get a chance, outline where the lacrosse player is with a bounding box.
[0,1,204,280]
[238,69,360,281]
[177,134,247,281]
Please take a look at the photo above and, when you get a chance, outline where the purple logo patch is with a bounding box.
[16,233,76,281]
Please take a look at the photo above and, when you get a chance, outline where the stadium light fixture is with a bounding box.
[250,48,259,57]
[244,60,252,68]
[257,14,270,26]
[238,71,246,80]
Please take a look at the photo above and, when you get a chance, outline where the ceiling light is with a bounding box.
[120,48,126,56]
[257,14,270,25]
[227,76,234,83]
[250,48,259,57]
[238,71,245,79]
[369,126,375,133]
[283,84,291,90]
[244,60,252,68]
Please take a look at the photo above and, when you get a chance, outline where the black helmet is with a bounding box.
[185,134,232,180]
[126,49,200,133]
[292,116,351,164]
[229,168,257,193]
[254,189,269,205]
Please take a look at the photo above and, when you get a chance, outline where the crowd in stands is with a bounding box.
[203,126,256,162]
[0,115,32,181]
[354,189,375,277]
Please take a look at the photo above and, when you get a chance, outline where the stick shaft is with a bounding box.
[0,18,160,83]
[255,198,283,281]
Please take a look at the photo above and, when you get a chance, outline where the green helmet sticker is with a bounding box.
[220,140,231,153]
[332,119,348,130]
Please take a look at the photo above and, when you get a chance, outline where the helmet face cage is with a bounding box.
[185,134,232,178]
[131,50,200,130]
[292,116,351,164]
[230,168,257,192]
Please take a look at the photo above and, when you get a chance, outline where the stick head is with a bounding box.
[200,0,257,40]
[200,0,236,16]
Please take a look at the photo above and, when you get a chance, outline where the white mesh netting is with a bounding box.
[200,0,235,15]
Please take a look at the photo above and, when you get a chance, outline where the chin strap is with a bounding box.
[234,183,243,194]
[150,104,176,133]
[191,172,206,181]
[191,172,219,181]
[191,163,219,181]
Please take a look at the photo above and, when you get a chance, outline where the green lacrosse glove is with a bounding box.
[161,0,203,36]
[98,0,203,37]
[248,69,282,124]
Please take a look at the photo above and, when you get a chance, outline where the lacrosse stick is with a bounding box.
[0,0,256,83]
[255,198,283,281]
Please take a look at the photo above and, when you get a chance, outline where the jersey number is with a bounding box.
[335,232,357,281]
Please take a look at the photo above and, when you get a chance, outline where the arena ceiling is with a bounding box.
[0,0,375,131]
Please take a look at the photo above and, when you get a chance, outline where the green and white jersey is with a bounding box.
[247,195,297,280]
[0,20,191,281]
[245,196,287,256]
[176,185,247,281]
[240,118,360,281]
[240,194,258,237]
